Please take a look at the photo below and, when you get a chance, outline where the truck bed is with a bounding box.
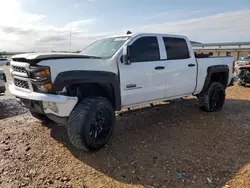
[194,56,234,94]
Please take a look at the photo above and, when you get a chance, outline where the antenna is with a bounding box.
[126,30,132,35]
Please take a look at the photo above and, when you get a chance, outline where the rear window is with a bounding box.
[163,37,190,60]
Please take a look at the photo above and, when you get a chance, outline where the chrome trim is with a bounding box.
[10,60,33,92]
[13,76,33,92]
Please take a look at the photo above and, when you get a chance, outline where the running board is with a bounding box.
[117,103,168,116]
[117,98,186,117]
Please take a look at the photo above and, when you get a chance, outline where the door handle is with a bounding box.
[188,64,196,67]
[155,66,165,70]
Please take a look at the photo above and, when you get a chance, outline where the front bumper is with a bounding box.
[9,84,78,117]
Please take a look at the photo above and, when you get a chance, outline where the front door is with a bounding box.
[119,36,167,107]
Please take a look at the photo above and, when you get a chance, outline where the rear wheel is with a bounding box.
[68,97,115,151]
[198,82,225,112]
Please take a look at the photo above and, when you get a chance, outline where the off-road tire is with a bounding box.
[68,97,115,151]
[30,111,51,122]
[198,82,225,112]
[237,80,246,86]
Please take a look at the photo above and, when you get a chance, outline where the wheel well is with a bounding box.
[66,83,116,109]
[210,72,228,87]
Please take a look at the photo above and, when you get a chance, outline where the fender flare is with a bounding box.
[52,70,121,110]
[201,65,229,92]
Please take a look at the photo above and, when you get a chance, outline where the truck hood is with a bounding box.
[11,52,118,82]
[11,52,101,65]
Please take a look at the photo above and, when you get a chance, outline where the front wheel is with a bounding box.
[68,97,115,151]
[198,82,225,112]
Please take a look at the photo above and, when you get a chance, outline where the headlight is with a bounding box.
[28,66,53,93]
[43,101,59,113]
[31,67,50,79]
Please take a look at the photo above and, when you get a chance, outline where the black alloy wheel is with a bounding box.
[89,108,113,145]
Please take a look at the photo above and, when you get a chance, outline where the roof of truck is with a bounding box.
[106,32,187,39]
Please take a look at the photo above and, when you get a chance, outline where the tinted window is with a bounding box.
[163,37,190,60]
[130,37,160,62]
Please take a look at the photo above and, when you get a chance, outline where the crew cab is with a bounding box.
[9,33,235,151]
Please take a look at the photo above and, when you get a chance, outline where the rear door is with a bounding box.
[162,37,197,98]
[119,36,167,107]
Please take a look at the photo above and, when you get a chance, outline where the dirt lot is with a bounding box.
[0,66,249,188]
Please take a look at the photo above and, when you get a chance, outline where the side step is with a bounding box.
[117,98,187,117]
[117,102,168,116]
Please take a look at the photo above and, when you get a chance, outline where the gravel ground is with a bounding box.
[0,66,249,188]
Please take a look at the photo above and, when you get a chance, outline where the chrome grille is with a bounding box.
[14,79,29,89]
[12,66,26,73]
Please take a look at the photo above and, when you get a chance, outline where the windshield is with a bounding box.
[240,55,250,60]
[80,36,130,58]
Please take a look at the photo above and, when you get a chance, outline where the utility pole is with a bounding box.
[69,23,72,52]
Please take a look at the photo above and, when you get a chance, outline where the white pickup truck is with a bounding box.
[9,33,235,151]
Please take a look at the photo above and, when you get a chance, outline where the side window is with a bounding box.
[130,37,160,62]
[163,37,190,60]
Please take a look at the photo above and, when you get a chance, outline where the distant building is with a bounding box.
[192,42,250,60]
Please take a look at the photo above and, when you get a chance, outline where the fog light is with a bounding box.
[41,83,52,90]
[43,101,59,113]
[37,83,53,92]
[48,102,58,113]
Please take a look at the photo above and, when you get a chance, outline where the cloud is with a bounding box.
[0,0,45,27]
[0,0,96,52]
[128,9,250,43]
[140,9,208,21]
[0,1,250,52]
[65,19,96,31]
[73,3,79,8]
[38,36,67,43]
[0,26,35,35]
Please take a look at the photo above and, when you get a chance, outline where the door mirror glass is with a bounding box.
[122,45,131,65]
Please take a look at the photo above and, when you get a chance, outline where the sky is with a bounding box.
[0,0,250,52]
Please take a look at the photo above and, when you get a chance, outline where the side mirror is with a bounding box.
[122,45,131,65]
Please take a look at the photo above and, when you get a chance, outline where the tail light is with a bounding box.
[246,62,250,65]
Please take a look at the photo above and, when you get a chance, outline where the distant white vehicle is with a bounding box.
[0,68,6,94]
[0,55,9,66]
